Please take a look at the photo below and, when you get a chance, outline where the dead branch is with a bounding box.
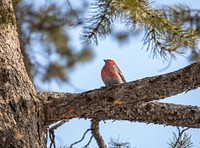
[49,119,69,148]
[70,128,91,148]
[84,135,93,147]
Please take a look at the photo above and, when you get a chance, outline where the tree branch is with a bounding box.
[40,62,200,128]
[91,120,106,148]
[70,128,91,148]
[49,119,69,148]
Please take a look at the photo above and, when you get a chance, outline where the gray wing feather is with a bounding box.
[113,65,126,82]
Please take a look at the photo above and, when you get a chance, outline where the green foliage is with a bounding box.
[163,5,200,28]
[167,127,193,148]
[15,0,93,88]
[108,137,131,148]
[189,48,200,62]
[83,0,199,59]
[163,5,200,62]
[43,62,67,81]
[82,0,116,45]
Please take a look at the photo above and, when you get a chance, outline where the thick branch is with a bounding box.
[40,62,200,127]
[124,102,200,128]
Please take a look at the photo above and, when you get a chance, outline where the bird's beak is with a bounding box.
[103,59,107,63]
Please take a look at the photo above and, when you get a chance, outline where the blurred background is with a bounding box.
[14,0,200,147]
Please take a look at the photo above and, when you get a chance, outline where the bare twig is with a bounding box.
[49,119,69,148]
[70,128,91,148]
[91,119,106,148]
[66,0,82,25]
[84,135,93,148]
[49,128,56,148]
[168,127,193,148]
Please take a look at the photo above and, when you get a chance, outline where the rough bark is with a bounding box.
[0,0,45,147]
[40,62,200,128]
[91,120,106,148]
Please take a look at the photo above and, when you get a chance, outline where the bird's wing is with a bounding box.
[113,65,126,82]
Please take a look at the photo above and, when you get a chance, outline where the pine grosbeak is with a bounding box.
[101,59,126,86]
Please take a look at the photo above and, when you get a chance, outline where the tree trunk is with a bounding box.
[0,0,45,147]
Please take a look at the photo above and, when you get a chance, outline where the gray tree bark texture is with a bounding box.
[41,62,200,128]
[0,0,200,147]
[0,0,45,147]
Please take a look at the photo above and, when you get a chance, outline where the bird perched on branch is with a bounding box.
[101,59,126,86]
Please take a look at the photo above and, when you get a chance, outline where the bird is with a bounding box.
[101,59,126,86]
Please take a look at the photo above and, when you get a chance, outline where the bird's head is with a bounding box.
[103,59,116,65]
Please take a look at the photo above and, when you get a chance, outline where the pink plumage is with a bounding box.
[101,59,126,86]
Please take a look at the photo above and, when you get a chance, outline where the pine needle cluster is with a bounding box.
[82,0,116,45]
[167,127,193,148]
[83,0,199,58]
